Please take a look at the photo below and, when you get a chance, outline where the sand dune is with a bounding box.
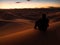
[0,8,60,45]
[0,20,60,45]
[0,19,33,36]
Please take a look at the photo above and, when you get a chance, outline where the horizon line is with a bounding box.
[0,7,60,9]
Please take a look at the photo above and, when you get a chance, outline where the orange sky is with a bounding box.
[0,2,60,9]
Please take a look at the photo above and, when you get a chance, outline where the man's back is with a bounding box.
[34,14,49,32]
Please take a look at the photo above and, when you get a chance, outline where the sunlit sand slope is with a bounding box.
[0,19,33,36]
[0,20,60,45]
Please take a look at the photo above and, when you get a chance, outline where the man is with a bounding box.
[34,14,49,32]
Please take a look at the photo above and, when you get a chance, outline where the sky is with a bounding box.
[0,0,60,9]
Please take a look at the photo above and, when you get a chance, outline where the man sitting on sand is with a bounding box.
[34,14,49,32]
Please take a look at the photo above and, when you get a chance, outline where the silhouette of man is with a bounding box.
[34,14,49,32]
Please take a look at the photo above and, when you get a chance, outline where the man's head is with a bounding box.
[42,14,46,18]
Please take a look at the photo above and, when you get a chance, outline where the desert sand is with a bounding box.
[0,19,60,45]
[0,8,60,45]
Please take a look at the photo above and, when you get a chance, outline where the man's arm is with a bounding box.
[47,18,49,27]
[34,21,38,29]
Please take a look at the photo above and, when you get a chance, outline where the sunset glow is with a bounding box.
[0,1,60,9]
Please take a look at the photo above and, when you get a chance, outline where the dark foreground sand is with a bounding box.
[0,19,60,45]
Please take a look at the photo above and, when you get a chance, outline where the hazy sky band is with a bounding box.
[0,0,60,9]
